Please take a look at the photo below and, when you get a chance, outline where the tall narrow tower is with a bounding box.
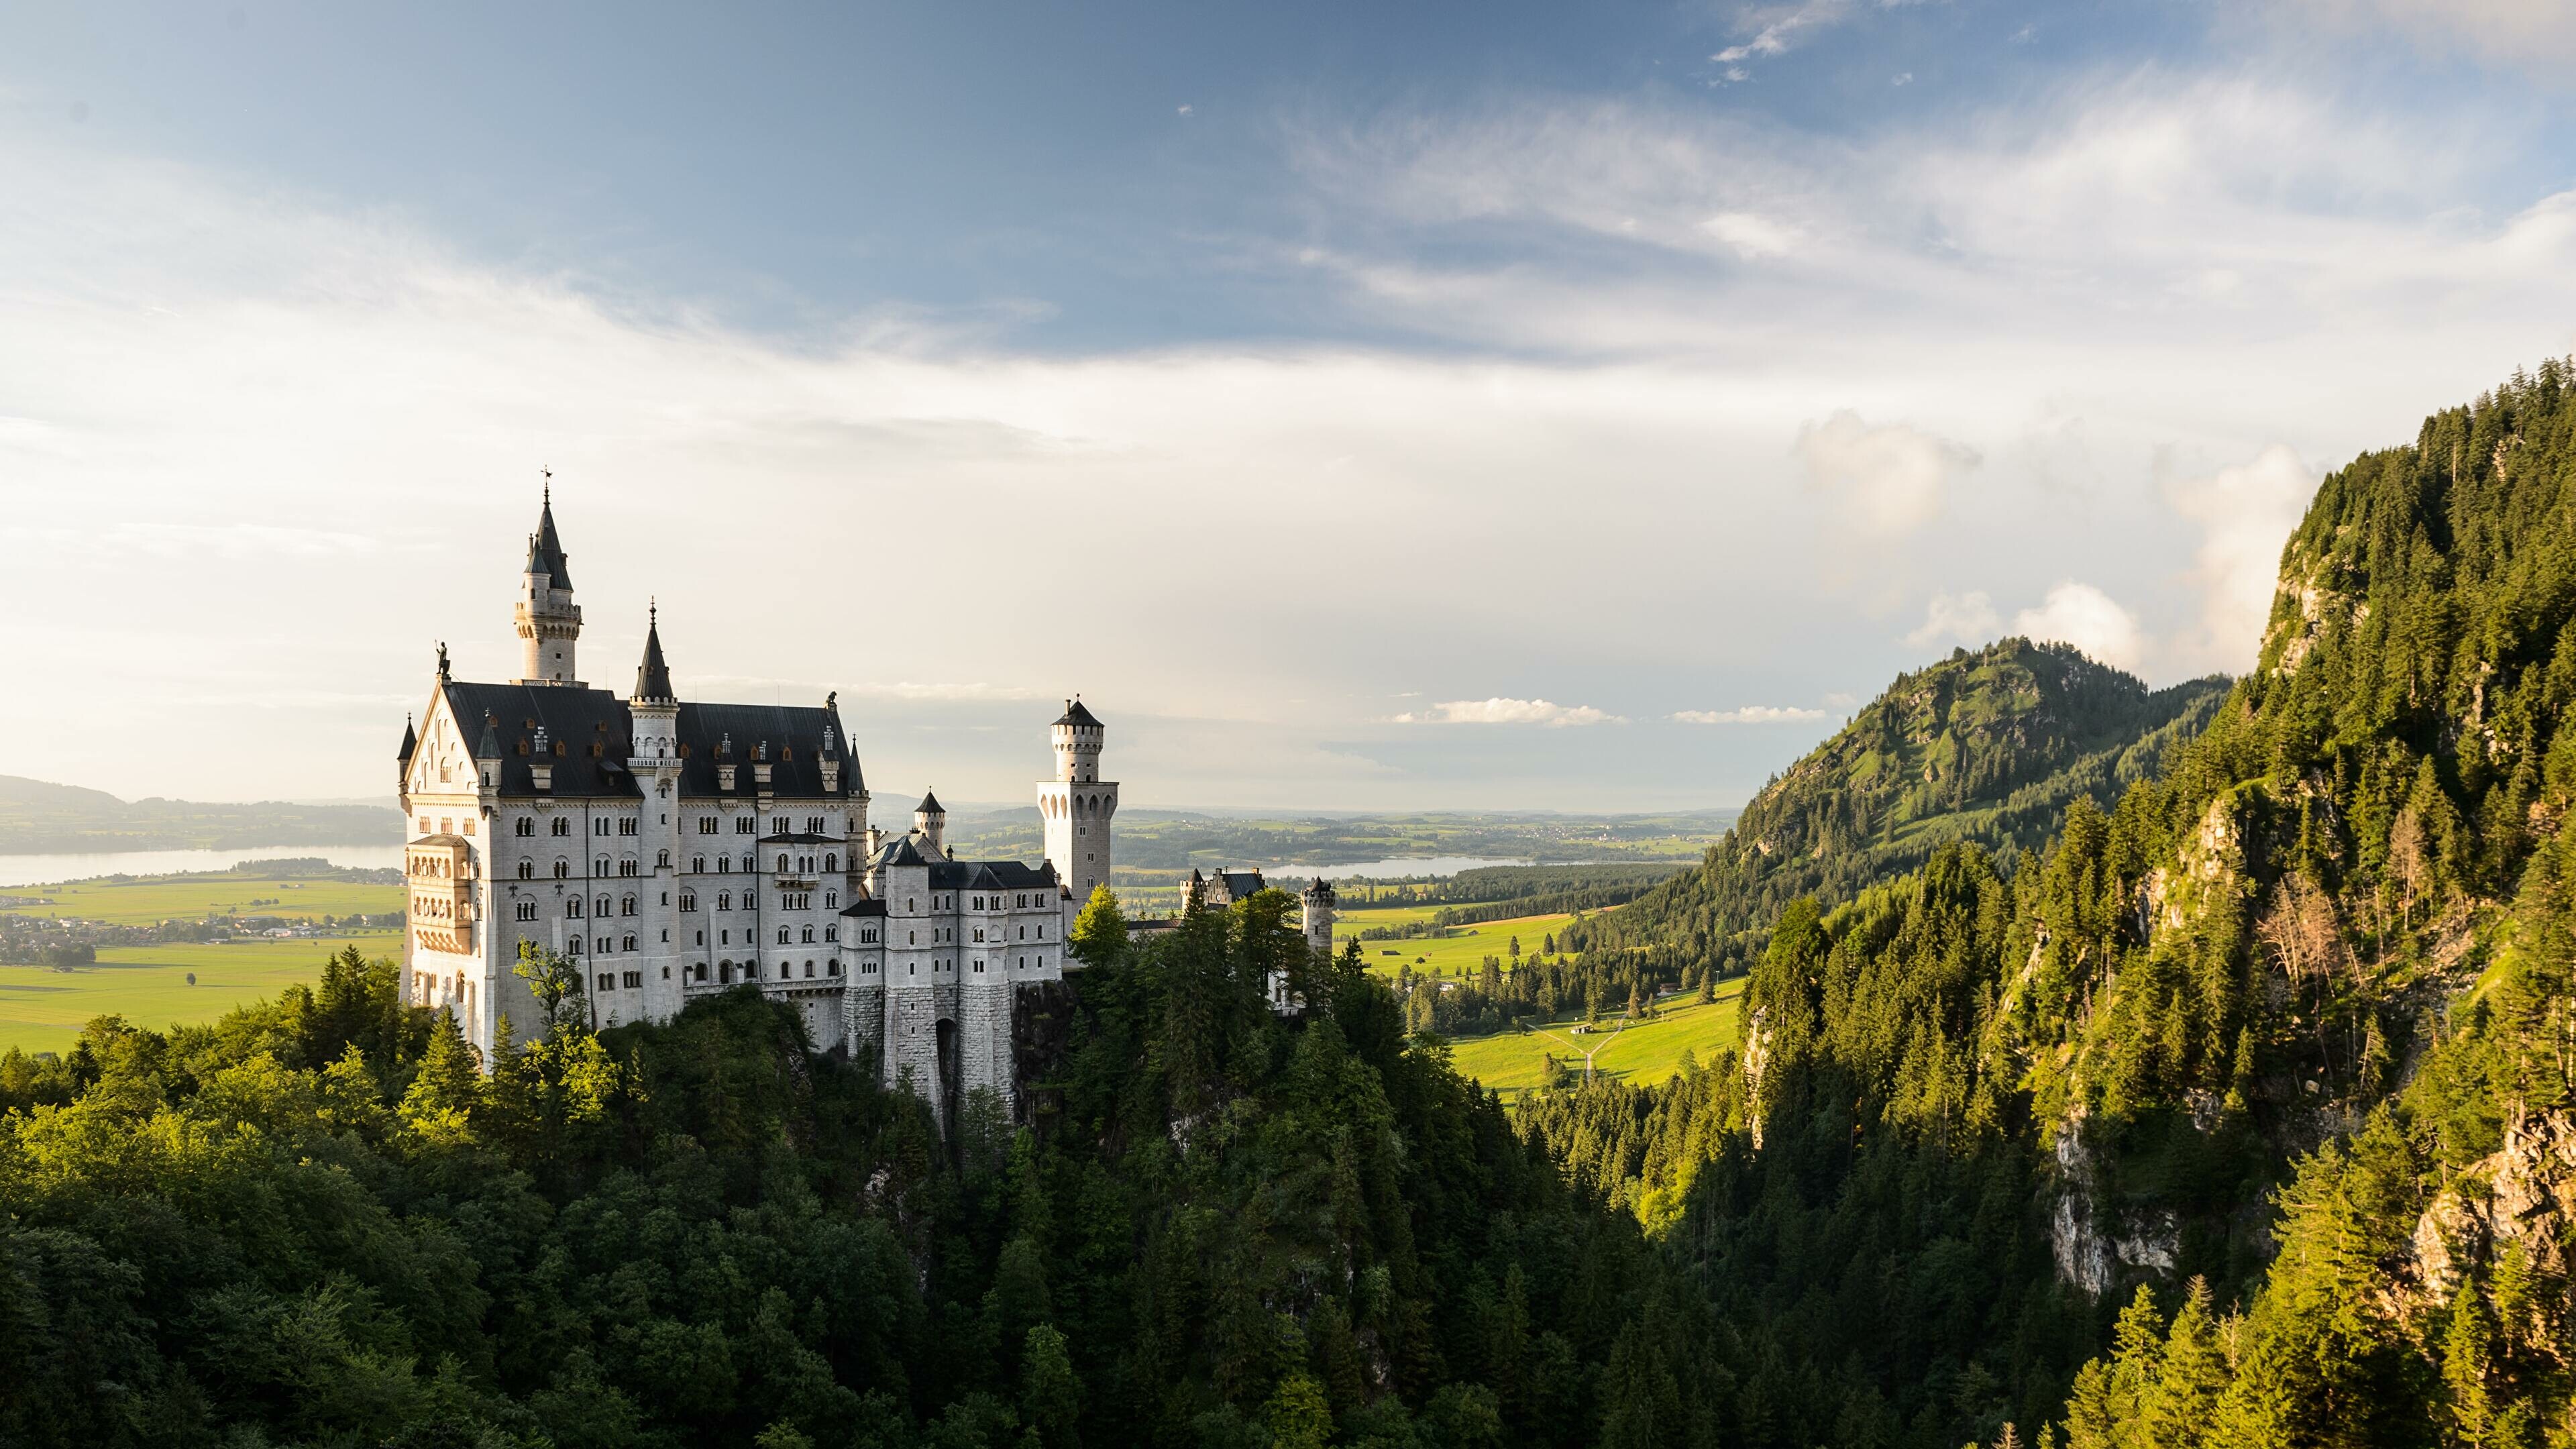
[1036,698,1117,906]
[627,605,684,1022]
[513,484,583,686]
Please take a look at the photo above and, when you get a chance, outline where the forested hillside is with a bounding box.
[1562,640,2226,976]
[1516,359,2576,1444]
[0,894,1771,1449]
[0,774,400,853]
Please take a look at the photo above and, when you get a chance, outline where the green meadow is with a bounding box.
[0,932,403,1057]
[1441,976,1746,1100]
[1335,906,1591,977]
[0,871,403,925]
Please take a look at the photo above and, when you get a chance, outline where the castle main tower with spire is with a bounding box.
[513,483,584,686]
[403,483,1095,1134]
[1036,699,1117,908]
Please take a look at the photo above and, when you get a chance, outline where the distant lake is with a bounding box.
[0,844,405,889]
[1291,857,1534,879]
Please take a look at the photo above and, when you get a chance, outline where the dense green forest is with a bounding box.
[1562,641,2226,978]
[1515,359,2576,1444]
[0,892,1768,1449]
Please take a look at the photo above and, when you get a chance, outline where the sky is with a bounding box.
[7,1,2576,813]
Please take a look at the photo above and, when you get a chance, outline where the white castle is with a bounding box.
[399,492,1334,1126]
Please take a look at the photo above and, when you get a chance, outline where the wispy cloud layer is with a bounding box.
[1674,706,1830,724]
[1393,698,1625,727]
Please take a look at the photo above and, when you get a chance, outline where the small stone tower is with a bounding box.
[1300,877,1337,958]
[1037,699,1117,907]
[914,790,947,856]
[513,484,583,686]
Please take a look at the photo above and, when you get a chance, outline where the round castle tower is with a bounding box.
[1036,698,1116,908]
[1300,876,1337,958]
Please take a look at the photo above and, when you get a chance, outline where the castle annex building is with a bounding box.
[398,493,1121,1126]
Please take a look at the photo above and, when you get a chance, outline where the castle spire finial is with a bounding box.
[541,464,551,505]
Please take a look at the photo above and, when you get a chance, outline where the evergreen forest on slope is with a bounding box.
[13,360,2576,1447]
[1561,641,2227,979]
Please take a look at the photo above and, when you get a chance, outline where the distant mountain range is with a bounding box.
[0,775,404,855]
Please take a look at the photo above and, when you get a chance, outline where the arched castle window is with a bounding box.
[594,857,608,877]
[717,892,731,911]
[554,859,569,879]
[596,895,611,917]
[657,849,670,869]
[518,860,533,880]
[621,896,637,916]
[568,898,584,918]
[516,817,534,837]
[824,890,837,909]
[552,817,570,837]
[776,853,788,873]
[824,853,837,873]
[777,927,790,945]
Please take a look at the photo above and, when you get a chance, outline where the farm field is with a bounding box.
[0,932,400,1057]
[1442,977,1747,1100]
[1336,906,1599,977]
[0,871,402,925]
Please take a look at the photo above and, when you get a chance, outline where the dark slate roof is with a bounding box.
[398,715,416,763]
[928,859,1059,892]
[1212,869,1267,898]
[839,898,889,917]
[869,834,939,869]
[475,713,505,760]
[1055,698,1101,728]
[633,615,674,702]
[441,682,640,798]
[437,682,861,800]
[675,701,861,798]
[915,789,944,815]
[531,495,572,590]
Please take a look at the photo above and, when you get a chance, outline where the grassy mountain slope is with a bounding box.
[1565,639,2227,974]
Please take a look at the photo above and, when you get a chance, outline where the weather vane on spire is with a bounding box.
[541,465,551,504]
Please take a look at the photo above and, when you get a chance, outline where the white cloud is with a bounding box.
[2165,443,2316,674]
[1393,698,1625,726]
[2285,0,2576,64]
[1700,210,1801,259]
[2012,581,2147,674]
[1904,589,2002,649]
[1794,410,1978,539]
[1673,706,1829,723]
